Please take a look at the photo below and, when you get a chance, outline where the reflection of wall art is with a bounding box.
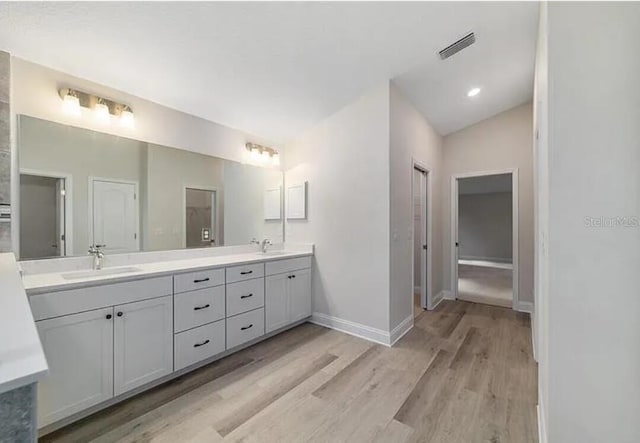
[264,187,282,220]
[286,182,307,220]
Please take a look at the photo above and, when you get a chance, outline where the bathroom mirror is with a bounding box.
[17,115,283,260]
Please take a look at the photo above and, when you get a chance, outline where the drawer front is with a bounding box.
[174,286,226,333]
[30,276,173,321]
[265,256,312,276]
[226,278,265,317]
[226,308,265,349]
[174,268,225,294]
[226,263,264,284]
[174,320,226,371]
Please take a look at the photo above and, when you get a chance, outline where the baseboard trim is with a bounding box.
[310,312,391,346]
[442,290,455,300]
[459,255,513,264]
[517,301,534,313]
[537,397,548,443]
[389,315,413,346]
[432,290,446,309]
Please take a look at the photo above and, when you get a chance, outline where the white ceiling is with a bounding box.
[0,2,538,142]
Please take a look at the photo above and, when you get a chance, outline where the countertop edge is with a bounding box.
[24,251,313,295]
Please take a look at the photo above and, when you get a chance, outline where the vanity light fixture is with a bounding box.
[245,142,280,166]
[120,106,135,128]
[467,87,481,97]
[60,89,81,116]
[58,88,135,128]
[94,98,110,124]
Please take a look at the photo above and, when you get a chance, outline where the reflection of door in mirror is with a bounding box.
[91,179,139,254]
[20,174,66,260]
[185,188,216,248]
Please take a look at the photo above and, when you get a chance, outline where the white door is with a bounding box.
[265,273,290,333]
[92,179,138,253]
[114,296,173,396]
[289,268,312,323]
[36,307,114,427]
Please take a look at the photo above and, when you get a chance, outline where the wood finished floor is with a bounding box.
[41,300,538,443]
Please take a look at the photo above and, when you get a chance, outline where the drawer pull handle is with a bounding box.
[193,277,210,283]
[194,304,210,311]
[241,324,254,331]
[240,270,253,275]
[194,339,210,347]
[240,293,253,299]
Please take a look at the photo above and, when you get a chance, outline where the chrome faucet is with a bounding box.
[261,239,272,253]
[88,244,105,270]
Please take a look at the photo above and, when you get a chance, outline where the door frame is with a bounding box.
[450,168,519,310]
[182,185,220,248]
[411,159,433,311]
[88,176,140,253]
[19,168,73,257]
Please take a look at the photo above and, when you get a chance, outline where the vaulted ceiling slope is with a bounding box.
[0,2,538,142]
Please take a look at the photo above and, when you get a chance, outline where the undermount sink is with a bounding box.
[257,251,286,256]
[61,266,143,280]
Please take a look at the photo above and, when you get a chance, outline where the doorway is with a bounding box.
[451,170,518,309]
[19,173,68,259]
[90,178,139,254]
[185,187,217,248]
[412,161,433,315]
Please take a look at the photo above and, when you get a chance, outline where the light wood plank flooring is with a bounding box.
[41,300,537,443]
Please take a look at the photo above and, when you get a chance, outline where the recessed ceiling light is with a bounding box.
[467,87,481,98]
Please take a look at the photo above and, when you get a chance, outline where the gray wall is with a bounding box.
[0,51,10,252]
[443,102,534,303]
[458,192,512,262]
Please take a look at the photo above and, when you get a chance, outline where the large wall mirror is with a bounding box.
[17,116,283,260]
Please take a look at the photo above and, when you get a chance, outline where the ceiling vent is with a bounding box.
[438,32,476,60]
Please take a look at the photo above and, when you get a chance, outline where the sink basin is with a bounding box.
[62,266,142,280]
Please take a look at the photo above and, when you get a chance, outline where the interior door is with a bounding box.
[92,179,138,253]
[19,174,64,259]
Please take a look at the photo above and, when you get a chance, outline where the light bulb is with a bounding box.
[261,150,271,163]
[120,107,135,128]
[250,148,262,163]
[62,91,81,116]
[94,100,110,124]
[272,152,280,166]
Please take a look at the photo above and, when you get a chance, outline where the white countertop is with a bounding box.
[0,253,48,394]
[22,250,312,295]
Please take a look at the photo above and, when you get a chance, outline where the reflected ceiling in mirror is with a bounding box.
[17,115,283,260]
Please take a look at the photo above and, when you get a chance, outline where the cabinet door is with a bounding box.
[36,307,114,427]
[289,268,312,323]
[114,296,173,396]
[265,273,290,333]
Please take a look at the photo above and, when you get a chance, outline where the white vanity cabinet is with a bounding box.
[36,307,114,427]
[265,257,312,333]
[113,296,173,395]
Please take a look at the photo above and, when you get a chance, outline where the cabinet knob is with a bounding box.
[106,314,112,320]
[117,311,123,317]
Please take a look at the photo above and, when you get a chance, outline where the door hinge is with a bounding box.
[422,244,427,250]
[61,234,65,241]
[134,233,137,240]
[134,193,137,200]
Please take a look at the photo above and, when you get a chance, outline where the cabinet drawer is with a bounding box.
[265,256,312,276]
[226,278,264,317]
[226,263,264,284]
[174,268,225,294]
[174,286,225,333]
[174,320,226,371]
[226,308,265,349]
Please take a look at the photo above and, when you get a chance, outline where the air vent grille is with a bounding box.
[439,32,476,60]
